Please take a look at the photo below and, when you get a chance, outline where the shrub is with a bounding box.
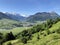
[46,19,53,28]
[40,32,44,35]
[46,30,51,35]
[4,32,15,41]
[21,37,27,44]
[0,33,3,39]
[52,31,55,33]
[56,28,60,33]
[37,34,40,40]
[7,42,12,45]
[44,34,46,36]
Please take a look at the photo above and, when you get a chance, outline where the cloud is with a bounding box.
[21,14,29,17]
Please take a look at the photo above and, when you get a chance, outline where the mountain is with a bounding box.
[26,12,60,22]
[0,12,26,21]
[0,11,60,23]
[0,12,11,19]
[5,12,26,21]
[0,12,26,29]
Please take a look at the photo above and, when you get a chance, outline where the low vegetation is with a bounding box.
[0,18,60,45]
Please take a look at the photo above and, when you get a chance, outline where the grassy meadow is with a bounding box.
[0,27,31,35]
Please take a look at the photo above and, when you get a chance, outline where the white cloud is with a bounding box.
[21,14,29,17]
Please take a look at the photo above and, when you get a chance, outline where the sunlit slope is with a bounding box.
[3,21,60,45]
[49,21,60,32]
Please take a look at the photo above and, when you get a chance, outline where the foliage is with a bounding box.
[37,34,40,39]
[21,37,27,44]
[56,28,60,33]
[7,42,12,45]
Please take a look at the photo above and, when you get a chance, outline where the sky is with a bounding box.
[0,0,60,16]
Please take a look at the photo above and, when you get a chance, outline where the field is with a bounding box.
[0,27,31,35]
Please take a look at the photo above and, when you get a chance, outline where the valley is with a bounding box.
[0,12,60,45]
[0,17,60,45]
[0,0,60,45]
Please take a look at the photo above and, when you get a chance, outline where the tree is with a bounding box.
[4,32,15,41]
[37,34,40,40]
[46,19,53,28]
[0,33,3,39]
[7,42,12,45]
[56,18,60,22]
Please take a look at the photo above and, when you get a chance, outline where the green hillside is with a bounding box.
[0,19,23,29]
[0,18,60,45]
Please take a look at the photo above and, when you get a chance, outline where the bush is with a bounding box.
[0,33,3,39]
[46,19,53,28]
[56,28,60,33]
[21,37,27,44]
[40,32,44,35]
[46,30,51,35]
[44,34,46,36]
[7,42,12,45]
[37,34,40,40]
[52,31,55,33]
[4,32,15,41]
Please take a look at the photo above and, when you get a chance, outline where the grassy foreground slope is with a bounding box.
[3,20,60,45]
[49,21,60,32]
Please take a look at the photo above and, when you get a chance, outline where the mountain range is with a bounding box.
[5,12,26,21]
[0,12,60,22]
[26,12,60,22]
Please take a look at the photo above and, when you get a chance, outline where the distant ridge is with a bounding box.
[0,12,26,21]
[0,12,60,22]
[26,12,60,22]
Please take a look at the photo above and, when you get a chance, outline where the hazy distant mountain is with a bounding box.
[0,12,26,21]
[0,12,11,19]
[26,12,60,22]
[5,12,26,21]
[0,12,25,29]
[0,12,60,22]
